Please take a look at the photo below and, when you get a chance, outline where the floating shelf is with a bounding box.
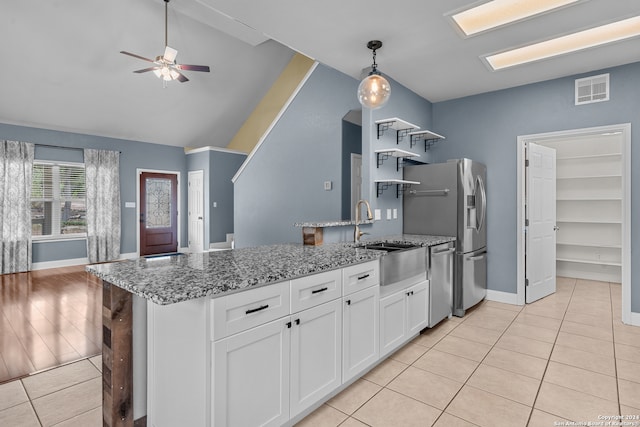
[557,258,622,267]
[374,148,421,170]
[374,179,420,198]
[408,130,446,151]
[374,118,420,143]
[557,153,622,160]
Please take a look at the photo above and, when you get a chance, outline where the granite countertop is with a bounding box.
[360,234,456,247]
[294,219,375,228]
[86,234,454,306]
[86,243,382,305]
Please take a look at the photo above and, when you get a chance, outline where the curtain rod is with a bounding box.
[35,143,121,153]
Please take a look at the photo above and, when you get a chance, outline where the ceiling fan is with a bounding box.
[120,0,210,85]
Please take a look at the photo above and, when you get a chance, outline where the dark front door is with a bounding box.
[140,172,178,256]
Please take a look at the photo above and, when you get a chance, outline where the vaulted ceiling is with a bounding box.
[2,0,639,149]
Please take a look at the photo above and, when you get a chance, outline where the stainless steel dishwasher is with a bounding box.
[428,242,455,327]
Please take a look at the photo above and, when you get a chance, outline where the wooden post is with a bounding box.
[102,280,134,427]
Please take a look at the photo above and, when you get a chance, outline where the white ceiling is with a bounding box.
[2,0,639,149]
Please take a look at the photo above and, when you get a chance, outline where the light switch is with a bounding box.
[374,209,381,220]
[393,208,398,219]
[324,181,332,191]
[386,209,392,220]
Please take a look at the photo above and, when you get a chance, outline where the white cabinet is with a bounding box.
[290,299,342,417]
[541,133,623,282]
[379,280,429,358]
[343,285,379,382]
[148,261,381,427]
[213,318,290,427]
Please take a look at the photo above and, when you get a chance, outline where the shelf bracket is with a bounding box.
[376,121,394,139]
[424,138,438,152]
[376,151,391,168]
[376,181,393,198]
[396,182,414,198]
[397,128,412,144]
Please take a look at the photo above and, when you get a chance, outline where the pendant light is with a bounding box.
[357,40,391,109]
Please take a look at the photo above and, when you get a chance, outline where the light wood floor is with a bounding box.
[0,266,101,384]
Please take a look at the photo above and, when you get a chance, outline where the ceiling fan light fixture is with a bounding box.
[357,40,391,110]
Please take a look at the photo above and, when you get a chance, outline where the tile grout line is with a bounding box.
[526,278,585,426]
[428,302,527,427]
[609,281,622,417]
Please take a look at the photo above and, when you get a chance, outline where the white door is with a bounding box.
[526,143,557,303]
[213,318,291,427]
[350,154,362,220]
[188,170,204,252]
[290,299,342,417]
[406,280,429,335]
[343,286,379,382]
[379,291,406,358]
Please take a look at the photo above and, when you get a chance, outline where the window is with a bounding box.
[31,162,86,239]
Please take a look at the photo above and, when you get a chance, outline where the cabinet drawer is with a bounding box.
[211,281,290,341]
[342,261,379,295]
[290,269,342,313]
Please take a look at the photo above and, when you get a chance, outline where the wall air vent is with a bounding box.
[575,73,609,105]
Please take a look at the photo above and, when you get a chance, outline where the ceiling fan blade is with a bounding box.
[175,72,189,83]
[164,46,178,63]
[133,67,160,74]
[120,51,155,63]
[176,64,210,72]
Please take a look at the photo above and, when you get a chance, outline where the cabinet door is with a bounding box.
[406,280,429,336]
[213,318,290,427]
[343,286,379,382]
[379,291,407,358]
[290,299,342,417]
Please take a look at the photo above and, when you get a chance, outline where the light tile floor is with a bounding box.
[297,278,640,427]
[1,277,638,427]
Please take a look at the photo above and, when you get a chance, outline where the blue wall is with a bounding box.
[0,122,188,262]
[234,64,361,248]
[432,61,640,312]
[341,120,362,220]
[186,150,211,249]
[210,150,245,243]
[362,75,435,238]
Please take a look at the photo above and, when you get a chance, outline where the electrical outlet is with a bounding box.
[213,202,217,208]
[125,202,135,208]
[374,209,381,220]
[386,209,392,220]
[393,208,397,219]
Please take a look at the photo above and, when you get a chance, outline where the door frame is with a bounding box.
[350,153,362,220]
[136,168,182,257]
[188,170,205,252]
[516,124,631,324]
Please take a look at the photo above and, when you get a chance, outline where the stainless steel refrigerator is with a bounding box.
[403,159,487,316]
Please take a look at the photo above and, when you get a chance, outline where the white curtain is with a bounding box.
[0,141,34,274]
[85,148,120,263]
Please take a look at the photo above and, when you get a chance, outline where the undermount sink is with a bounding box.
[358,242,426,286]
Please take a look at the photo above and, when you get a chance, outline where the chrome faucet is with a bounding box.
[354,199,373,242]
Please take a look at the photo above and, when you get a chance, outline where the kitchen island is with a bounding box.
[87,235,453,427]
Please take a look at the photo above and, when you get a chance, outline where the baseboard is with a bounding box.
[630,311,640,327]
[485,289,520,305]
[31,257,89,270]
[32,252,138,270]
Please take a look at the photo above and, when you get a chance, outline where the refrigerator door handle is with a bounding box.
[466,251,487,261]
[476,175,486,233]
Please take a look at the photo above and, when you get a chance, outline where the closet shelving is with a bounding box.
[544,134,623,282]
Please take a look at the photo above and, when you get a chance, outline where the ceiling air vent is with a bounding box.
[575,73,609,105]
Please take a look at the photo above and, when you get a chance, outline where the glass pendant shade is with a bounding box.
[358,72,391,109]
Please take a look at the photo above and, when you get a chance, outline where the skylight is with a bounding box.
[485,16,640,70]
[452,0,582,36]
